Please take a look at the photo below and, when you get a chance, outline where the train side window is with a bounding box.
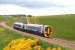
[33,27,41,31]
[14,24,21,27]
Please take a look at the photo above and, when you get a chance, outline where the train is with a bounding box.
[13,22,53,38]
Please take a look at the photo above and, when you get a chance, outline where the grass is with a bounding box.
[38,14,75,41]
[5,16,27,26]
[39,40,69,50]
[0,16,6,22]
[2,15,75,41]
[0,27,24,50]
[6,17,15,26]
[0,14,74,50]
[0,27,69,50]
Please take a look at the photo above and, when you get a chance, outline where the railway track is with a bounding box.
[0,22,75,50]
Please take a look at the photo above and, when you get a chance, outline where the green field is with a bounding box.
[0,27,68,50]
[1,14,75,41]
[0,27,24,50]
[0,14,74,50]
[38,14,75,41]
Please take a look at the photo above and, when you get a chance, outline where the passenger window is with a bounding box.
[15,24,21,27]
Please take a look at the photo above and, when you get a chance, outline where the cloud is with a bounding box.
[0,4,32,15]
[0,0,64,8]
[51,0,75,6]
[0,0,75,15]
[0,4,75,16]
[0,0,75,7]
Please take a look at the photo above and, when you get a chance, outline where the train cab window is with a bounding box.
[45,27,48,31]
[45,26,52,33]
[45,27,50,33]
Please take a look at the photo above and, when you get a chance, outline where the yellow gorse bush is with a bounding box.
[3,38,62,50]
[3,38,39,50]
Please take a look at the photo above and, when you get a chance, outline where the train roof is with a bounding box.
[27,24,43,26]
[25,24,46,27]
[14,22,49,27]
[14,22,24,25]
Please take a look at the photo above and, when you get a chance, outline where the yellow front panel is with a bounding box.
[48,27,50,34]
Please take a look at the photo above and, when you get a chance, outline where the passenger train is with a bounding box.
[13,22,52,38]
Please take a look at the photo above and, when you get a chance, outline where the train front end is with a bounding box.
[43,25,53,38]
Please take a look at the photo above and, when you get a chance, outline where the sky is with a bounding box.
[0,0,75,16]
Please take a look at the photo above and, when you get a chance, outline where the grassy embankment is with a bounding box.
[38,14,75,41]
[0,16,69,50]
[0,27,68,50]
[5,15,75,41]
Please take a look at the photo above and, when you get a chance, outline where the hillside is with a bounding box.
[38,14,75,41]
[0,14,75,50]
[0,14,75,41]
